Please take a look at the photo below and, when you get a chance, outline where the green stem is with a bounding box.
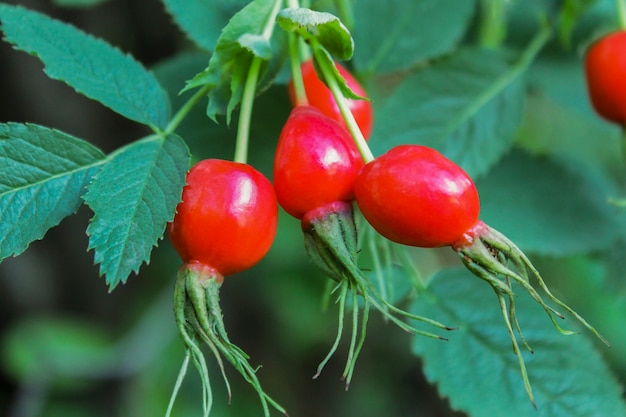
[286,0,310,62]
[233,0,282,163]
[451,20,550,136]
[312,45,374,163]
[618,0,626,29]
[289,33,309,106]
[233,56,262,163]
[368,234,389,311]
[479,0,507,48]
[335,0,355,32]
[165,84,212,136]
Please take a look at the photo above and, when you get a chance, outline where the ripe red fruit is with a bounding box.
[167,159,285,417]
[584,30,626,125]
[168,158,277,277]
[354,144,608,405]
[273,111,451,388]
[273,105,364,221]
[288,59,373,139]
[354,145,480,247]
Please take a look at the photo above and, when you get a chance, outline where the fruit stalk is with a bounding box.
[311,45,374,163]
[618,0,626,28]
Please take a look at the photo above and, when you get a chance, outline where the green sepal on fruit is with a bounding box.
[273,108,451,389]
[300,201,453,389]
[172,262,287,417]
[301,201,367,387]
[354,144,610,406]
[166,158,284,417]
[302,201,359,283]
[452,220,610,407]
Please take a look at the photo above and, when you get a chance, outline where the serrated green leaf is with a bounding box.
[0,123,104,261]
[161,0,250,52]
[411,267,626,417]
[83,134,190,290]
[0,4,171,129]
[371,47,525,178]
[276,7,353,60]
[352,0,475,74]
[477,149,623,256]
[184,0,286,122]
[238,33,273,59]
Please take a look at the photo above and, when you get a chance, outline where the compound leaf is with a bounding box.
[83,134,189,290]
[0,123,104,261]
[0,4,170,129]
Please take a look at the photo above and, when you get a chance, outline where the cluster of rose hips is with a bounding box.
[165,42,612,414]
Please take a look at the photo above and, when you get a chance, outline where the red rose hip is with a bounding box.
[168,158,277,277]
[584,30,626,125]
[354,145,480,248]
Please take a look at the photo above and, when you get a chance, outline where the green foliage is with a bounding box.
[0,123,104,260]
[184,0,287,122]
[277,9,364,102]
[371,46,527,178]
[0,4,171,130]
[352,0,476,75]
[276,7,354,60]
[161,0,250,52]
[478,149,623,255]
[557,0,600,46]
[411,267,626,417]
[534,254,626,371]
[83,135,190,290]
